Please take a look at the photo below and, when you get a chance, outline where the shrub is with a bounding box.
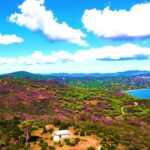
[48,128,54,133]
[33,121,44,128]
[69,141,76,146]
[49,145,56,150]
[101,146,107,150]
[50,136,53,140]
[42,126,47,134]
[74,130,79,135]
[75,137,80,144]
[59,122,70,130]
[19,135,26,144]
[86,131,92,136]
[87,146,96,150]
[64,138,78,146]
[108,144,117,150]
[38,139,48,150]
[80,130,85,136]
[52,119,61,127]
[64,138,71,145]
[58,141,63,147]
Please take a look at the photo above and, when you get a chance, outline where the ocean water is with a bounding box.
[126,89,150,99]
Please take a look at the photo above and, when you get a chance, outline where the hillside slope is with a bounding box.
[0,78,150,149]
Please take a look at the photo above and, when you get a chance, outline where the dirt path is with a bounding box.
[116,102,138,119]
[121,102,138,116]
[121,106,125,116]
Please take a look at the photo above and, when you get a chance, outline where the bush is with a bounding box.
[19,135,26,144]
[48,128,54,133]
[75,138,80,144]
[69,141,76,146]
[64,138,78,146]
[108,144,116,150]
[42,126,47,134]
[74,130,79,135]
[87,146,96,150]
[64,138,70,145]
[86,131,92,136]
[58,141,63,147]
[50,136,53,140]
[33,121,44,128]
[49,145,56,150]
[101,146,107,150]
[59,122,70,130]
[38,139,48,150]
[80,130,85,136]
[52,119,61,127]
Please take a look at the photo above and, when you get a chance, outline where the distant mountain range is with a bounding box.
[0,70,150,79]
[49,70,150,77]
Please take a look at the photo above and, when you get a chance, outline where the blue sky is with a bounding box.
[0,0,150,74]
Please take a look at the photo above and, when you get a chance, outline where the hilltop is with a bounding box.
[1,70,150,79]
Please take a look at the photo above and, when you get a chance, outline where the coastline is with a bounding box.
[125,88,150,93]
[125,88,150,99]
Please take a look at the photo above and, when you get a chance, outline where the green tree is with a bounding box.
[10,116,23,141]
[20,120,35,144]
[87,146,96,150]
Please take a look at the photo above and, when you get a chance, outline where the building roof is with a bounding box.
[54,130,70,136]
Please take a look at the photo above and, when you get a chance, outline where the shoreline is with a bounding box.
[125,88,150,93]
[124,88,150,99]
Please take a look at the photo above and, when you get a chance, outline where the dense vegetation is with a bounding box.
[0,75,150,149]
[53,76,150,91]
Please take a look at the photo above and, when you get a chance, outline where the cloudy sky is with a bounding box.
[1,0,150,74]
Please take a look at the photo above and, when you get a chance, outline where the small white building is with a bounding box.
[53,130,70,141]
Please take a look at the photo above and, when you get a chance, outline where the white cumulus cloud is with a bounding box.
[82,3,150,40]
[0,33,23,45]
[1,43,150,65]
[9,0,88,46]
[75,43,150,61]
